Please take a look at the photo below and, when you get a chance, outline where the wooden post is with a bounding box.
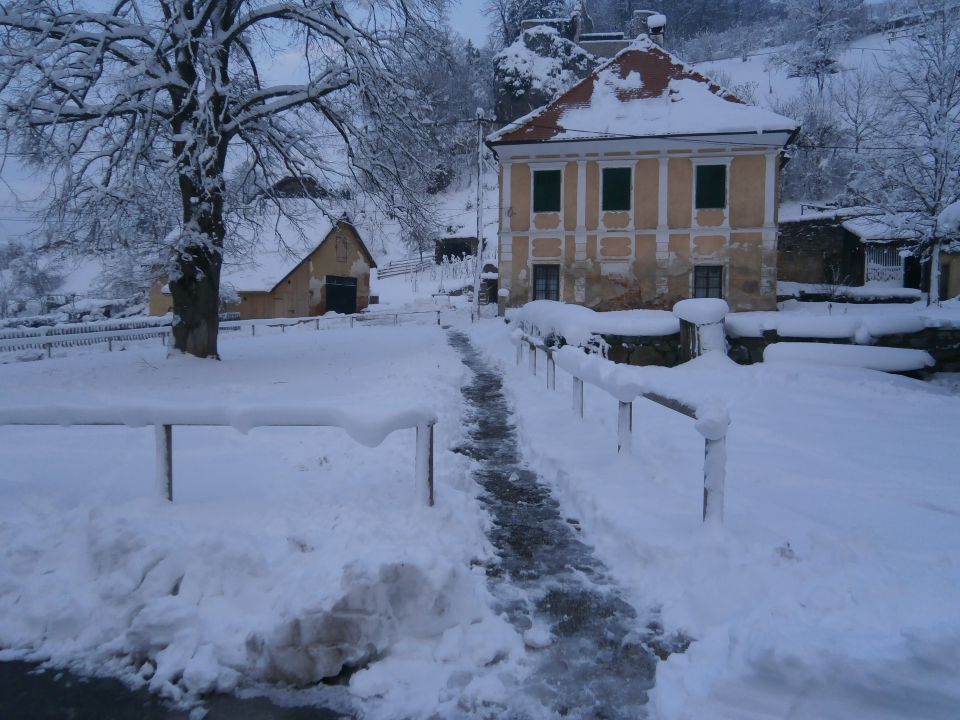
[251,324,256,336]
[315,318,320,330]
[528,343,537,375]
[436,311,441,326]
[108,338,113,352]
[155,424,173,502]
[547,353,556,390]
[161,332,167,346]
[45,343,51,359]
[394,314,399,326]
[617,401,632,455]
[350,316,355,328]
[281,324,285,333]
[702,434,726,524]
[416,423,435,507]
[573,376,584,418]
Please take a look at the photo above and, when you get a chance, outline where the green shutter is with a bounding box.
[533,170,562,213]
[695,165,726,209]
[602,167,632,211]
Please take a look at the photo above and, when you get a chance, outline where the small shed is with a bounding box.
[149,217,377,320]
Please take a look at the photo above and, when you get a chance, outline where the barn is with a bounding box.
[149,216,377,320]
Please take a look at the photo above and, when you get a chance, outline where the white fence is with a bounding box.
[0,405,437,507]
[515,331,730,525]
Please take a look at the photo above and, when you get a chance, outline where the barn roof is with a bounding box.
[222,214,376,294]
[487,37,797,145]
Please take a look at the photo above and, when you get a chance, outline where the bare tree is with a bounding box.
[0,0,444,358]
[848,1,960,303]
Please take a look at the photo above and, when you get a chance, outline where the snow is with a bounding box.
[488,37,797,145]
[469,318,960,720]
[938,200,960,235]
[672,298,729,325]
[842,216,918,242]
[0,321,526,715]
[763,342,935,372]
[513,299,680,346]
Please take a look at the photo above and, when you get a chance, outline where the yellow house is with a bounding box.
[487,38,799,312]
[149,217,377,320]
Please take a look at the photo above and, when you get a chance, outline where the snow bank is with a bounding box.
[764,343,935,372]
[0,323,525,715]
[514,300,679,346]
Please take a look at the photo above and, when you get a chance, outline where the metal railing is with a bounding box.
[515,329,730,525]
[0,405,437,507]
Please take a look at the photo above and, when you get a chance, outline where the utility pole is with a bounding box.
[473,110,485,320]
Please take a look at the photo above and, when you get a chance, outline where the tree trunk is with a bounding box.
[169,205,223,358]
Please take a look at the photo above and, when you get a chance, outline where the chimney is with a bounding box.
[630,10,667,46]
[647,13,666,46]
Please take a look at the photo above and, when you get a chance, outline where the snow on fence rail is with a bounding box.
[252,309,442,335]
[0,321,241,356]
[0,404,438,507]
[514,329,730,525]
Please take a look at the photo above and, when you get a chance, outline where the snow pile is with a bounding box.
[672,298,729,325]
[471,319,960,720]
[513,300,680,346]
[764,342,935,372]
[0,323,526,715]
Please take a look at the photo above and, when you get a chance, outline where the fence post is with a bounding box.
[251,324,256,336]
[394,314,399,326]
[155,424,173,502]
[415,422,435,507]
[547,352,556,390]
[436,311,441,326]
[161,332,167,347]
[315,318,320,330]
[617,401,633,455]
[573,376,584,418]
[350,317,355,329]
[702,434,726,524]
[516,341,522,366]
[45,343,51,359]
[281,324,285,333]
[528,343,537,375]
[108,338,113,352]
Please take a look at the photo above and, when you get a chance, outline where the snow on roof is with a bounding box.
[841,216,917,243]
[220,208,377,293]
[487,37,798,145]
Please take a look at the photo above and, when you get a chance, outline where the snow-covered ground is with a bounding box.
[0,315,527,718]
[469,319,960,720]
[2,285,960,719]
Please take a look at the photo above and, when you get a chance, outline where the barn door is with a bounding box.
[326,275,358,314]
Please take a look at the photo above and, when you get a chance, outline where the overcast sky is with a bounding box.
[448,1,489,47]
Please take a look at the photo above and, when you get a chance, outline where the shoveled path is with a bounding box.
[448,330,675,719]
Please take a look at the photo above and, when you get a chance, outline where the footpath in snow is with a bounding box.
[447,329,686,719]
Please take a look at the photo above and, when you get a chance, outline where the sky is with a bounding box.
[448,0,490,47]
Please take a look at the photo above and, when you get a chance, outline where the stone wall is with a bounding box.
[599,333,683,367]
[728,327,960,372]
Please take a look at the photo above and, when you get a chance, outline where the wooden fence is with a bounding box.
[0,406,437,507]
[516,331,730,525]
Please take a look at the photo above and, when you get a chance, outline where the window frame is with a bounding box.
[693,264,725,299]
[531,167,563,214]
[532,263,561,301]
[600,165,632,213]
[693,161,729,212]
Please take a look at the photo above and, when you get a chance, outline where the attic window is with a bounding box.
[602,167,631,211]
[533,170,562,213]
[695,165,726,209]
[336,236,348,261]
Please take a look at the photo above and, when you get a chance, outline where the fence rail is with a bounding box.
[515,328,729,525]
[376,257,434,279]
[0,322,241,356]
[0,405,437,507]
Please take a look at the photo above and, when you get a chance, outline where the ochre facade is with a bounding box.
[494,144,783,312]
[149,222,373,320]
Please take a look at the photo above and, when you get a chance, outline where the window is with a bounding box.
[602,167,632,211]
[695,164,726,210]
[694,265,724,298]
[533,169,562,213]
[533,265,560,301]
